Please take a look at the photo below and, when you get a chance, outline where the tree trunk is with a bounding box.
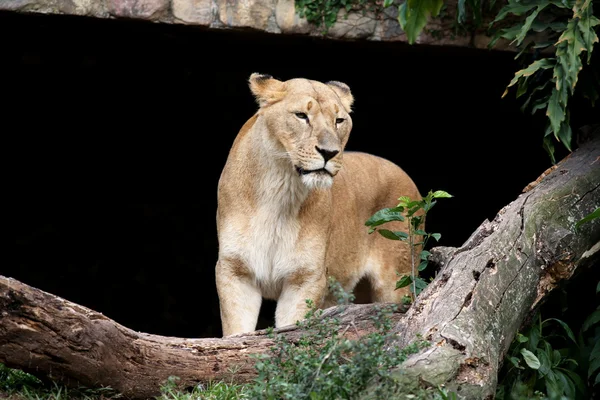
[1,133,598,399]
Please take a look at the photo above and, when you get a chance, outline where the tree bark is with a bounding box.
[1,133,598,399]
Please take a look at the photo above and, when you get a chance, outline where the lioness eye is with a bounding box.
[336,118,345,124]
[295,112,308,120]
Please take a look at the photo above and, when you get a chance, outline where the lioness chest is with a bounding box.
[221,173,328,300]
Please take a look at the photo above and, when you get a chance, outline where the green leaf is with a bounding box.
[516,332,529,343]
[418,260,429,271]
[542,317,577,343]
[521,348,541,369]
[521,79,552,112]
[429,0,444,16]
[411,276,429,295]
[582,309,600,332]
[383,0,395,7]
[398,2,408,28]
[531,94,550,114]
[543,136,557,164]
[516,75,530,98]
[423,200,437,212]
[378,229,409,241]
[547,87,566,136]
[396,275,413,289]
[411,215,424,229]
[491,2,538,26]
[400,0,444,44]
[505,59,555,94]
[530,19,554,33]
[536,347,551,376]
[576,207,600,229]
[552,349,562,366]
[528,321,541,350]
[397,196,412,206]
[420,250,432,260]
[365,207,405,227]
[431,233,442,241]
[489,24,522,48]
[558,367,587,396]
[532,41,555,49]
[578,15,600,64]
[589,348,600,378]
[556,19,585,93]
[414,229,427,236]
[509,356,522,368]
[555,369,576,398]
[545,369,562,398]
[514,5,547,46]
[557,119,572,151]
[406,200,422,209]
[432,190,453,198]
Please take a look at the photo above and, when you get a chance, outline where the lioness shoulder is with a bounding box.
[215,73,422,337]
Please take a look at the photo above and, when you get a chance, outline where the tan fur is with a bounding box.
[215,74,422,337]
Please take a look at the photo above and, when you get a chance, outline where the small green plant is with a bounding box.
[244,277,429,399]
[0,363,122,400]
[156,375,246,400]
[365,190,453,300]
[581,280,600,390]
[496,312,587,399]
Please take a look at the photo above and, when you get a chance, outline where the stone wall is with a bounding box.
[0,0,511,50]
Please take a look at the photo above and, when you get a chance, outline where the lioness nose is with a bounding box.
[316,146,339,162]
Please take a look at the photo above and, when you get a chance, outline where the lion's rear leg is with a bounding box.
[368,253,412,304]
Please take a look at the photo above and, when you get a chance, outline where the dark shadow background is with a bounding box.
[3,10,596,338]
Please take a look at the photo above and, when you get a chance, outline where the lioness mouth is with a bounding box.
[295,166,332,176]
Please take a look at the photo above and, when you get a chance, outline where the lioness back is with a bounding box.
[215,73,422,337]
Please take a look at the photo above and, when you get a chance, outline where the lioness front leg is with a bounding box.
[275,271,327,328]
[215,259,262,337]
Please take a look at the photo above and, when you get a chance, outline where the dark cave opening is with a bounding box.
[4,10,595,338]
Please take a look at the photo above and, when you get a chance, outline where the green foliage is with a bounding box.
[0,363,122,400]
[582,281,600,390]
[365,190,452,300]
[244,277,430,399]
[490,0,599,163]
[396,0,445,44]
[0,363,44,395]
[496,313,586,399]
[156,376,246,400]
[295,0,382,32]
[497,278,600,399]
[294,0,598,161]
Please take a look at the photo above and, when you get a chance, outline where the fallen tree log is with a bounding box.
[0,279,403,398]
[1,132,598,399]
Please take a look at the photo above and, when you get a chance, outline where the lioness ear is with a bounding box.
[326,81,354,112]
[249,73,286,107]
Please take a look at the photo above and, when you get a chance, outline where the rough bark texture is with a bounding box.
[1,133,598,399]
[381,132,600,398]
[0,280,406,399]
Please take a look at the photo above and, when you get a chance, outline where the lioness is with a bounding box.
[215,73,422,337]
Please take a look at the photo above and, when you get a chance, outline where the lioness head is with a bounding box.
[249,73,354,189]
